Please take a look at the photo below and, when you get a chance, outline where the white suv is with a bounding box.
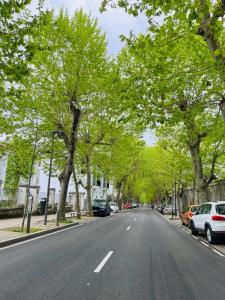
[190,201,225,244]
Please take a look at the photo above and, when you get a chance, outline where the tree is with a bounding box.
[26,9,108,220]
[113,25,225,203]
[101,0,225,119]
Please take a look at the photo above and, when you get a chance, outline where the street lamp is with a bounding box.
[44,130,63,225]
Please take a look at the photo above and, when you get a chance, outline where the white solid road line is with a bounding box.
[94,251,114,273]
[200,241,209,247]
[212,249,225,257]
[126,225,131,231]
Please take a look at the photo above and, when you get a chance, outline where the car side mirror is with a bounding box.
[193,211,199,215]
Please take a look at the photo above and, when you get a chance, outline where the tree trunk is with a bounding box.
[86,154,92,217]
[176,179,183,219]
[188,138,209,204]
[57,100,81,222]
[116,181,122,209]
[121,177,128,205]
[72,165,81,219]
[181,100,209,204]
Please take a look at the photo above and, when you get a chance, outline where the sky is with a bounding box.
[29,0,157,145]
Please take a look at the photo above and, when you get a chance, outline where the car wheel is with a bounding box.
[190,221,198,235]
[206,226,216,244]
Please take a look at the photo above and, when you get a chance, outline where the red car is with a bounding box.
[122,203,132,209]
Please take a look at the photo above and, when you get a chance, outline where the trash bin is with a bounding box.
[40,198,46,215]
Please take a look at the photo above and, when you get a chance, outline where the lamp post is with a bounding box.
[174,179,177,216]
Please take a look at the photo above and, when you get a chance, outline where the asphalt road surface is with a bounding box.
[0,208,225,300]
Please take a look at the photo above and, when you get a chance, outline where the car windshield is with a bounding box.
[216,204,225,215]
[93,200,106,206]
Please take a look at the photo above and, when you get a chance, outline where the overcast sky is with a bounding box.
[30,0,148,54]
[30,0,156,145]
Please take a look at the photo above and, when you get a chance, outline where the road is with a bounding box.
[0,208,225,300]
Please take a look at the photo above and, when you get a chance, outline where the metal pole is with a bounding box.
[174,179,177,216]
[44,133,55,225]
[22,125,38,231]
[171,183,174,219]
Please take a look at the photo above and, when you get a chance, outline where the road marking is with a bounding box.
[94,251,114,273]
[126,225,131,231]
[181,228,185,231]
[212,249,225,257]
[186,231,191,234]
[200,241,209,247]
[134,218,136,221]
[192,236,198,240]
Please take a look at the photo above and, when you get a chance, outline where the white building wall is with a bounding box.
[0,156,116,209]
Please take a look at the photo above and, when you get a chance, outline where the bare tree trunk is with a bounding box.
[188,138,209,204]
[72,165,81,219]
[86,154,92,217]
[57,153,73,221]
[116,181,122,209]
[180,100,209,204]
[176,179,183,219]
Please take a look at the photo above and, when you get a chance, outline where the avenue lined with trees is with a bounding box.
[1,0,225,223]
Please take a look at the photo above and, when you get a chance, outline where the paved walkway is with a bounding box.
[0,213,99,243]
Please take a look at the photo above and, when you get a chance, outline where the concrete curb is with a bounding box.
[0,221,79,248]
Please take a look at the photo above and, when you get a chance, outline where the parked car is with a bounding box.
[157,205,165,214]
[190,201,225,244]
[164,205,172,215]
[109,202,119,213]
[122,203,132,209]
[181,205,199,227]
[92,200,111,217]
[132,202,138,208]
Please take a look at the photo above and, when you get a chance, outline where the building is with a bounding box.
[0,155,116,211]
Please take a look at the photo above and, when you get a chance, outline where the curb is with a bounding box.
[0,221,79,249]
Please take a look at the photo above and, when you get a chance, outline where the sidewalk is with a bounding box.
[0,213,99,244]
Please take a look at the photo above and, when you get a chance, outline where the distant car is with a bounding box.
[92,200,110,217]
[122,203,132,209]
[132,202,138,208]
[164,205,172,215]
[109,202,119,213]
[181,205,199,227]
[190,201,225,244]
[157,205,165,214]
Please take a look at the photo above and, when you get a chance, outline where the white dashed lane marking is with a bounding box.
[94,251,114,273]
[200,241,209,247]
[212,249,225,257]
